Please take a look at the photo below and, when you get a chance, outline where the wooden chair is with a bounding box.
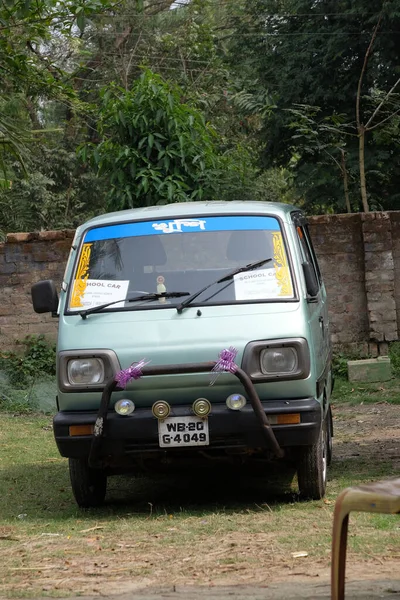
[331,478,400,600]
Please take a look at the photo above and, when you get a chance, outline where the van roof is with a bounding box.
[79,201,300,232]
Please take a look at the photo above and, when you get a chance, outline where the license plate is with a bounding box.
[158,416,209,448]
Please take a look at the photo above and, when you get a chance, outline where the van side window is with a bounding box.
[304,224,322,284]
[296,224,320,290]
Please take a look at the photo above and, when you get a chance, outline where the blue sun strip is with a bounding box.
[84,216,281,243]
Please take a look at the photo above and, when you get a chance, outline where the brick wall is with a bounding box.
[391,212,400,346]
[310,212,399,356]
[0,231,74,347]
[308,214,369,350]
[2,212,400,354]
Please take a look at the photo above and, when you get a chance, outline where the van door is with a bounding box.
[292,214,329,388]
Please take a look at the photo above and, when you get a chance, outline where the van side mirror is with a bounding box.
[31,280,59,314]
[302,262,319,298]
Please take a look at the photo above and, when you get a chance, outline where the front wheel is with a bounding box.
[297,421,328,500]
[69,458,107,508]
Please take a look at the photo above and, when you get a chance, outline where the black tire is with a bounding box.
[326,405,333,466]
[297,420,328,500]
[69,458,107,508]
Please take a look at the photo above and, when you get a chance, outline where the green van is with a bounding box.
[31,201,333,507]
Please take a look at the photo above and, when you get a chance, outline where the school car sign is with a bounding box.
[233,268,283,300]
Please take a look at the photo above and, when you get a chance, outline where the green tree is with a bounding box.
[355,15,400,211]
[85,69,222,209]
[0,115,29,185]
[286,105,355,213]
[0,0,298,235]
[73,0,288,205]
[0,0,123,234]
[0,144,107,239]
[231,0,400,212]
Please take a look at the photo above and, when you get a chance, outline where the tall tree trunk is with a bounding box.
[355,15,381,214]
[341,149,351,213]
[358,125,369,212]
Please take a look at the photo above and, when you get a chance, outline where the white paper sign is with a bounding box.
[234,268,281,300]
[69,279,130,311]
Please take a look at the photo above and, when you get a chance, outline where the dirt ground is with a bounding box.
[332,402,400,467]
[1,403,399,599]
[25,578,400,600]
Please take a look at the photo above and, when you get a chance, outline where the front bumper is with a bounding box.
[54,398,321,461]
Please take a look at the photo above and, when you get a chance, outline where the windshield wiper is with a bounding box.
[176,258,272,314]
[79,292,190,319]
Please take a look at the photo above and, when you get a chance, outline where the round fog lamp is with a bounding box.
[152,400,171,419]
[192,398,211,417]
[115,399,135,416]
[226,394,247,411]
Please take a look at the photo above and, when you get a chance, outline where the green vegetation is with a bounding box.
[332,343,400,405]
[232,0,400,213]
[389,341,400,376]
[0,336,56,413]
[85,70,222,209]
[333,377,400,405]
[333,342,400,380]
[332,353,353,379]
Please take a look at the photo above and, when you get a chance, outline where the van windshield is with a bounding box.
[67,215,294,313]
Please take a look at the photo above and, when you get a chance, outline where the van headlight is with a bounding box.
[241,338,310,381]
[260,347,298,375]
[67,358,105,385]
[58,349,120,391]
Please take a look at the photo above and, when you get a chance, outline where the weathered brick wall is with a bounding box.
[0,231,74,347]
[308,214,369,350]
[391,212,400,345]
[310,212,400,356]
[2,212,400,354]
[362,213,398,351]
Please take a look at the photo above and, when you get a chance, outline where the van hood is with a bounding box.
[59,302,306,367]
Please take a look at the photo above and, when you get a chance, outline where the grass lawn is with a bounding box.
[333,376,400,404]
[0,380,399,597]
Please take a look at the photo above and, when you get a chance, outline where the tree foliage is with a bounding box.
[0,145,106,239]
[231,0,400,212]
[85,70,222,209]
[1,0,400,235]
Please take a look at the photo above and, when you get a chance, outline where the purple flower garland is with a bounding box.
[210,346,238,386]
[115,359,150,389]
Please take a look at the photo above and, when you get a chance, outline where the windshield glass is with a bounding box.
[67,215,294,313]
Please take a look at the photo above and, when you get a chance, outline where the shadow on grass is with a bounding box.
[1,437,397,520]
[0,460,299,520]
[108,463,299,512]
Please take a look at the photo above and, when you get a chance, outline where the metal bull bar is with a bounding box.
[88,362,284,468]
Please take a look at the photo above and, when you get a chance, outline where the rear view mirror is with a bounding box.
[302,262,319,298]
[31,280,59,314]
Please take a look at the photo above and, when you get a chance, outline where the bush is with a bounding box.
[332,347,369,379]
[0,334,56,386]
[389,342,400,377]
[332,353,350,378]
